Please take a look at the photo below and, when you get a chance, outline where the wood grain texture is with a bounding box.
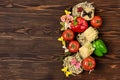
[0,0,119,80]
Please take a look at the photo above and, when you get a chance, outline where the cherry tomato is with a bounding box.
[68,41,80,53]
[82,56,96,71]
[62,29,74,41]
[90,16,102,28]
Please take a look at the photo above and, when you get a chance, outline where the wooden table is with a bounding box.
[0,0,119,80]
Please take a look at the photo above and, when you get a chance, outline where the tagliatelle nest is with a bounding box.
[63,53,83,75]
[72,1,95,20]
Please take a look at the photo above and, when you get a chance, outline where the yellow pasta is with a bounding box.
[79,41,95,59]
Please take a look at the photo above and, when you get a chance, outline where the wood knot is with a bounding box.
[5,0,13,8]
[110,65,117,69]
[15,27,31,35]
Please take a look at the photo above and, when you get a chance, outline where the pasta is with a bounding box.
[84,27,99,42]
[79,41,95,59]
[77,27,99,45]
[72,1,95,20]
[63,53,83,75]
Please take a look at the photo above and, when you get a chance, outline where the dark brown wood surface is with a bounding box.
[0,0,119,80]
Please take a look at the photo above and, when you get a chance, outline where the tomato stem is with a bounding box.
[67,32,71,37]
[88,62,93,66]
[96,20,100,23]
[71,44,76,49]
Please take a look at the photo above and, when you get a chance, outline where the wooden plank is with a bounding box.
[0,0,119,7]
[0,61,119,80]
[0,15,119,38]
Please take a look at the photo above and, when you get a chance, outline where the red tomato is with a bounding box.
[62,29,74,41]
[82,56,96,71]
[68,41,80,53]
[90,16,102,28]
